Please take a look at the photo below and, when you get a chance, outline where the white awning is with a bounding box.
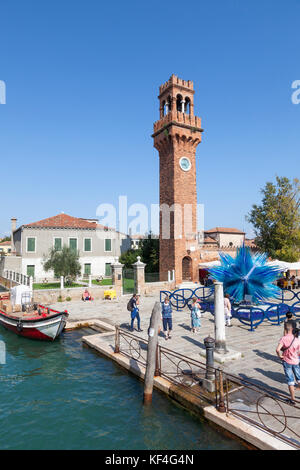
[199,260,221,268]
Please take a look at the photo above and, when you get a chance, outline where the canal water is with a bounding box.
[0,327,244,450]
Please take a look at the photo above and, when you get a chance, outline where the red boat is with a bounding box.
[0,305,69,341]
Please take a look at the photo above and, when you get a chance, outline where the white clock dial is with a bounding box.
[179,157,191,172]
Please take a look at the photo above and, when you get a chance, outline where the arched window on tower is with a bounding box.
[167,95,172,113]
[162,100,166,116]
[185,97,191,114]
[176,94,183,112]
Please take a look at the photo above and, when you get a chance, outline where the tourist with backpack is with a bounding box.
[127,294,143,332]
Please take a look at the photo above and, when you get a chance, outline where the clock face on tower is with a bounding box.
[179,157,191,172]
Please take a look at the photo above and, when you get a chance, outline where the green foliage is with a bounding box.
[119,233,159,272]
[140,233,159,273]
[119,249,141,268]
[247,177,300,262]
[66,296,71,301]
[43,245,81,283]
[57,295,63,302]
[1,236,11,242]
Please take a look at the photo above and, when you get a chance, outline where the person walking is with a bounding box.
[161,296,173,340]
[128,294,143,332]
[190,297,201,333]
[276,320,300,405]
[224,293,232,327]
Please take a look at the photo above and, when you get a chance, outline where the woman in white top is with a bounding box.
[224,293,232,327]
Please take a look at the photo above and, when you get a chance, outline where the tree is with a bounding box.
[119,248,141,268]
[247,177,300,261]
[43,245,81,284]
[140,233,159,273]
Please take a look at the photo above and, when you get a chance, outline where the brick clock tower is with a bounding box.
[152,75,203,284]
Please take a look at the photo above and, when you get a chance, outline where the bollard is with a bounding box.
[204,335,215,381]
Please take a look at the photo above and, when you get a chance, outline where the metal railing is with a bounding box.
[114,326,300,448]
[222,370,300,448]
[160,287,300,331]
[2,270,31,287]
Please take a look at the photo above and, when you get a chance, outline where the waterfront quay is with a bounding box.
[50,294,300,450]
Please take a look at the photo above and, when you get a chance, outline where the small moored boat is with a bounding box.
[0,305,69,341]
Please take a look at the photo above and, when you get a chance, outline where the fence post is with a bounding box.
[154,344,160,377]
[144,301,161,404]
[115,325,120,353]
[217,368,226,413]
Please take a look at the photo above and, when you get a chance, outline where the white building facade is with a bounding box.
[9,213,130,281]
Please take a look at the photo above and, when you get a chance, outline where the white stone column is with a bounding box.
[214,282,227,353]
[181,99,185,113]
[60,276,64,290]
[88,275,92,288]
[133,256,146,295]
[29,276,33,291]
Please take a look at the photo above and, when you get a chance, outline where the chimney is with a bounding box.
[11,217,17,253]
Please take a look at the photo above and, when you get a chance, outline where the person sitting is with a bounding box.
[82,289,92,301]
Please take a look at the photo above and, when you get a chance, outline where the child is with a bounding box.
[224,293,232,327]
[190,297,201,333]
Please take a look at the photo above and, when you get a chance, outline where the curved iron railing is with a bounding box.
[160,287,300,331]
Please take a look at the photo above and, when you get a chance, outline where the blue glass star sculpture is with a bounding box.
[207,245,283,303]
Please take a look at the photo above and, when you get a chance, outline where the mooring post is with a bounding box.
[143,301,161,404]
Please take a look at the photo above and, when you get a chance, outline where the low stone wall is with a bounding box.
[142,280,176,296]
[32,285,114,304]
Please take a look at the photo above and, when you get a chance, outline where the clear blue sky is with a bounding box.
[0,0,299,237]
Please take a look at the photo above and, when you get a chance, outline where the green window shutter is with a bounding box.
[105,263,111,276]
[27,238,35,252]
[105,239,111,251]
[84,263,91,275]
[27,265,35,277]
[84,238,91,252]
[54,238,62,251]
[69,238,77,252]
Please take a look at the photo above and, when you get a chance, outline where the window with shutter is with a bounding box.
[105,239,112,251]
[27,238,36,252]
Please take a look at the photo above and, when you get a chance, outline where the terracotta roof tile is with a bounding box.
[205,227,245,234]
[24,214,98,229]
